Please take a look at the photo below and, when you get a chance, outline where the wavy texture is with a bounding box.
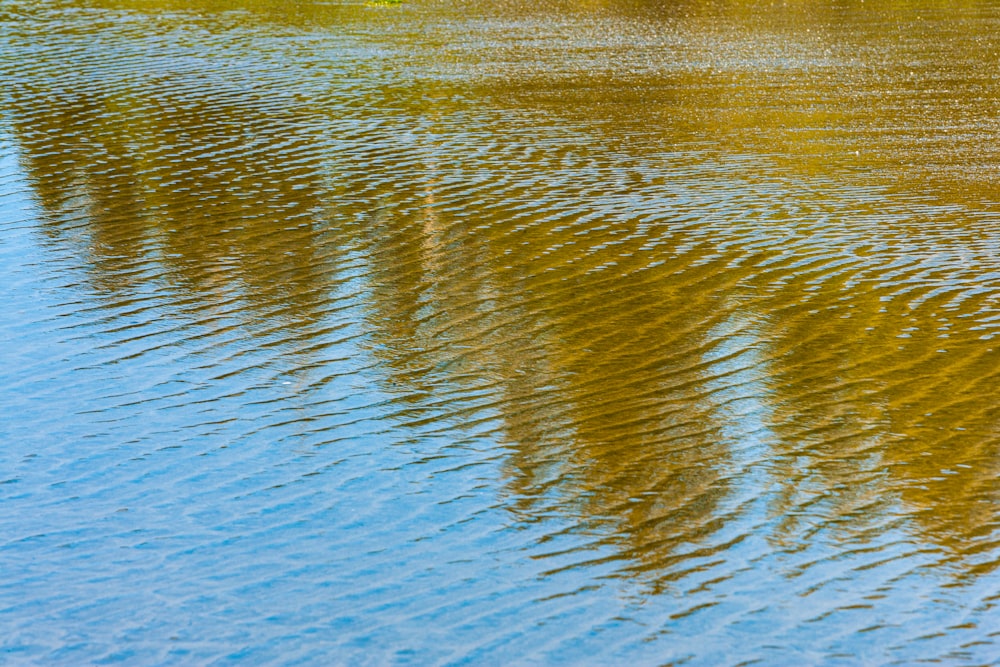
[1,0,1000,664]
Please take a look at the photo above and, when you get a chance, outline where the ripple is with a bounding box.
[2,0,1000,664]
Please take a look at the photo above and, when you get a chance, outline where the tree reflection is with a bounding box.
[345,124,792,586]
[6,0,1000,591]
[9,70,332,330]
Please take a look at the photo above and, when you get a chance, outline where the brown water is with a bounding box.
[2,0,1000,663]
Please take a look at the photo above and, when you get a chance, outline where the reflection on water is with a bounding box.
[14,81,331,323]
[2,0,1000,663]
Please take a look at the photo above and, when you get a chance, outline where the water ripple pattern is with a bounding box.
[1,0,1000,664]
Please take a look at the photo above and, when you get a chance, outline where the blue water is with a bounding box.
[3,0,1000,664]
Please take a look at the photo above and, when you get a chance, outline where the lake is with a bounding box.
[2,0,1000,663]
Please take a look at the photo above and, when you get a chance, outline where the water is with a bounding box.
[2,0,1000,663]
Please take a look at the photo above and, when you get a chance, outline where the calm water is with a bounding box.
[2,0,1000,663]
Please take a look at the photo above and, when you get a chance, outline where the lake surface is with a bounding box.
[2,0,1000,663]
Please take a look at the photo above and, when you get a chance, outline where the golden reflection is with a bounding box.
[6,0,1000,586]
[10,71,333,329]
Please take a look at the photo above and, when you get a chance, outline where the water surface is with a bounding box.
[2,0,1000,663]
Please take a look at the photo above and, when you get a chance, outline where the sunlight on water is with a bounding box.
[1,0,1000,663]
